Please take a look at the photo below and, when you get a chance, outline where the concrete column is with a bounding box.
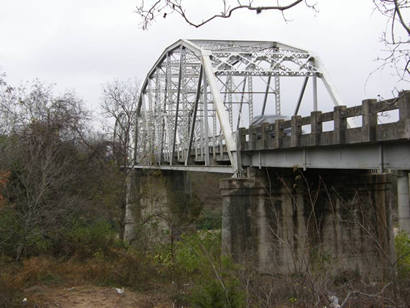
[398,90,410,139]
[334,105,347,144]
[220,177,266,268]
[310,111,322,146]
[362,99,377,142]
[273,119,284,149]
[124,170,138,243]
[290,115,302,147]
[397,171,410,233]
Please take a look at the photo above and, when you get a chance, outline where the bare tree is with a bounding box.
[101,79,139,168]
[0,80,90,259]
[135,0,316,30]
[101,79,140,242]
[373,0,410,81]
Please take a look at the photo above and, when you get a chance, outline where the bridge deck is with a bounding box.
[134,91,410,173]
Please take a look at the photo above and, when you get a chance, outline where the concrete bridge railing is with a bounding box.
[239,91,410,152]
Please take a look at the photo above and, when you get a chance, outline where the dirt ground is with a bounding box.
[23,285,173,308]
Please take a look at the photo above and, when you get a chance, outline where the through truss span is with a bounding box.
[133,39,348,175]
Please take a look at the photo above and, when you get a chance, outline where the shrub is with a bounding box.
[190,278,244,308]
[395,231,410,280]
[196,208,221,230]
[154,231,245,307]
[61,219,118,258]
[0,206,22,258]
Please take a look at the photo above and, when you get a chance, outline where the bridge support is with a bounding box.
[124,170,138,243]
[220,177,267,269]
[123,169,195,245]
[220,169,396,277]
[397,171,410,233]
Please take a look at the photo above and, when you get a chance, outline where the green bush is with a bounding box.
[196,208,221,230]
[395,231,410,280]
[0,207,23,257]
[63,219,118,258]
[154,231,245,307]
[174,231,221,277]
[190,277,244,308]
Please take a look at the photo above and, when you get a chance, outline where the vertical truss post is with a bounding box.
[133,115,138,165]
[180,51,189,162]
[185,65,203,166]
[142,96,150,162]
[212,110,216,161]
[236,77,247,130]
[159,53,170,164]
[262,75,272,116]
[275,76,280,115]
[166,54,174,162]
[227,75,233,130]
[170,47,184,165]
[147,82,154,163]
[248,75,253,125]
[203,69,210,166]
[154,70,161,162]
[199,100,204,160]
[313,74,318,112]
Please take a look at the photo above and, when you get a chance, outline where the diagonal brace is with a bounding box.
[185,65,203,166]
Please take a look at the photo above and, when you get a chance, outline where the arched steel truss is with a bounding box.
[134,39,343,175]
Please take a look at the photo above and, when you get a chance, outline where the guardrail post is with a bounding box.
[261,123,269,149]
[362,99,377,142]
[310,111,322,146]
[238,128,247,151]
[249,127,256,150]
[219,136,224,160]
[274,119,284,149]
[398,90,410,139]
[334,106,347,144]
[291,115,302,147]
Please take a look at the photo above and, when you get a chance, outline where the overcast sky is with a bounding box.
[0,0,408,118]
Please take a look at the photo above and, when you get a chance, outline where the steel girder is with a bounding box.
[135,39,343,175]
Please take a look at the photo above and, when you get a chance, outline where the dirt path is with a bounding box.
[23,285,173,308]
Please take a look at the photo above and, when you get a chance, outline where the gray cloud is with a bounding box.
[0,0,407,115]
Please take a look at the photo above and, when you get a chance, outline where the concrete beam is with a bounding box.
[242,142,410,171]
[133,164,234,174]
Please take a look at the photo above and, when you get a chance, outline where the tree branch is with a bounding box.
[136,0,312,29]
[173,0,304,28]
[394,0,410,35]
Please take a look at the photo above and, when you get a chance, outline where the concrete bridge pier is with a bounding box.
[220,168,397,277]
[219,169,308,274]
[123,169,194,245]
[124,169,138,243]
[397,171,410,233]
[220,175,267,269]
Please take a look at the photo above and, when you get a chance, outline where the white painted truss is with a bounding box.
[134,39,343,175]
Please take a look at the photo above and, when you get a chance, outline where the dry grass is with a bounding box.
[0,248,170,307]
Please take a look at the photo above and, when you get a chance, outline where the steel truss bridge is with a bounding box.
[132,39,410,175]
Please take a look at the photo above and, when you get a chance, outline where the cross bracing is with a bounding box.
[135,39,344,176]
